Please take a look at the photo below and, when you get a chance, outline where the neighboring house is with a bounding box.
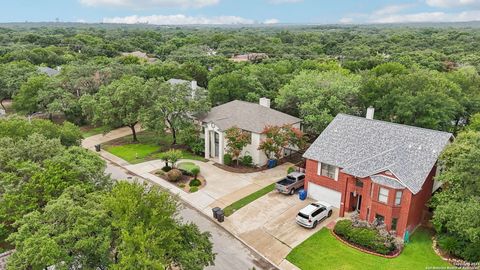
[167,79,201,99]
[121,51,157,63]
[302,109,453,237]
[37,66,60,77]
[230,53,268,62]
[200,98,302,166]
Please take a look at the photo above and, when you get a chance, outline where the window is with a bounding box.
[375,214,384,224]
[312,207,326,217]
[318,163,337,179]
[395,191,403,206]
[378,187,389,203]
[391,218,398,231]
[355,178,364,187]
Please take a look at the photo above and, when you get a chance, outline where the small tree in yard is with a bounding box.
[164,149,183,168]
[225,126,250,166]
[258,125,305,161]
[191,167,200,180]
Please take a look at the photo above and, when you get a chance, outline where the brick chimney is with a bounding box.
[259,97,271,108]
[366,106,375,120]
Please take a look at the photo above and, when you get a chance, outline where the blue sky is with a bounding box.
[1,0,480,24]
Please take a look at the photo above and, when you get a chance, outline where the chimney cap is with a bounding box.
[366,106,375,120]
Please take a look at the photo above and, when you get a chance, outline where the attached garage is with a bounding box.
[307,183,341,208]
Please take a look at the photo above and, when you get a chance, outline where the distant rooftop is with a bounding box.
[37,66,60,76]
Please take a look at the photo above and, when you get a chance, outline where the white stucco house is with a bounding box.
[200,98,302,166]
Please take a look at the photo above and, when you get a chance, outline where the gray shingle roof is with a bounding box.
[303,114,452,194]
[200,100,301,133]
[37,66,59,76]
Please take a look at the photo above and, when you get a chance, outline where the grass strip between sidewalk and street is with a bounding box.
[223,183,275,217]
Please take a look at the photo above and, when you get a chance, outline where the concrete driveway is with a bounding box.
[222,191,339,266]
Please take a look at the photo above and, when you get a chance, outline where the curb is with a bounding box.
[96,150,281,270]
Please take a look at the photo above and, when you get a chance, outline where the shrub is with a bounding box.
[190,139,205,155]
[437,235,460,255]
[190,186,199,193]
[189,178,201,187]
[161,165,172,172]
[334,219,395,255]
[240,155,253,167]
[223,153,233,166]
[167,169,182,182]
[179,183,186,188]
[287,166,296,174]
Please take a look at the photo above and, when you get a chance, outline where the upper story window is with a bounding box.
[395,190,403,206]
[378,187,389,204]
[355,178,364,187]
[317,162,337,180]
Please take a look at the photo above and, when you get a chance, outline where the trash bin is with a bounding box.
[212,207,221,219]
[216,209,224,223]
[299,189,307,201]
[95,144,101,152]
[267,159,277,168]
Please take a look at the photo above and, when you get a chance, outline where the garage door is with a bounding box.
[307,183,341,208]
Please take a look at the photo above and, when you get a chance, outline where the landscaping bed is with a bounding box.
[153,162,206,193]
[223,183,275,216]
[102,131,205,164]
[287,227,451,270]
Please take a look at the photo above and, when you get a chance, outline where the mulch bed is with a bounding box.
[152,170,206,193]
[330,230,402,258]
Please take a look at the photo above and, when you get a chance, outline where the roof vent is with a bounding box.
[366,106,375,120]
[259,97,271,108]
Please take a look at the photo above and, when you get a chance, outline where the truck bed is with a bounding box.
[276,178,295,187]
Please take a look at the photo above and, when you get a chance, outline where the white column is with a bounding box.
[204,127,209,159]
[218,131,224,164]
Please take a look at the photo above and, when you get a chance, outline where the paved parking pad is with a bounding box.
[223,191,339,265]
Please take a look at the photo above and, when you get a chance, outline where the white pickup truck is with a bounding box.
[275,172,305,195]
[296,201,333,228]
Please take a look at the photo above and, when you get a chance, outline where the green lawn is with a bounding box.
[103,131,205,164]
[287,227,450,270]
[223,184,275,216]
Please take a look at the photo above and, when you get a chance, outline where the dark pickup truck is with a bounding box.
[275,172,305,195]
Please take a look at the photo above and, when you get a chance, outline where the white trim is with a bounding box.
[334,167,339,181]
[317,162,322,176]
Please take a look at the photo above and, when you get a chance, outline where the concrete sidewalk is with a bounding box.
[81,124,143,149]
[82,128,302,270]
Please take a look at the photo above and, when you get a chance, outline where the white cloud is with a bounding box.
[425,0,480,8]
[370,10,480,23]
[263,18,280,24]
[267,0,303,4]
[80,0,219,8]
[373,4,415,16]
[339,17,353,24]
[103,14,255,24]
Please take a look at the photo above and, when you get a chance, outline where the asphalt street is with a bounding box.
[105,161,277,270]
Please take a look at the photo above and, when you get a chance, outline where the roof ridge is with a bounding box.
[336,113,453,136]
[343,147,398,170]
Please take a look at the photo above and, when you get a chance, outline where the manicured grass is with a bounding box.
[103,131,205,164]
[287,227,450,270]
[81,126,106,137]
[178,162,200,172]
[223,183,275,217]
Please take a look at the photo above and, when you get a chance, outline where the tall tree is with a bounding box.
[142,80,210,145]
[81,76,152,142]
[432,130,480,262]
[0,61,36,111]
[276,70,361,134]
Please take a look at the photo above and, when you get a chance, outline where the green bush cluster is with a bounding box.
[437,234,480,262]
[287,166,296,174]
[189,179,201,187]
[334,220,395,255]
[189,186,199,193]
[239,155,253,167]
[161,165,172,172]
[223,153,233,166]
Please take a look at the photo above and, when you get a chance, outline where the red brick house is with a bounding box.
[302,112,453,237]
